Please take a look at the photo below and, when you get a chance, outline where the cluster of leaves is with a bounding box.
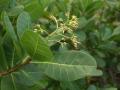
[0,0,120,90]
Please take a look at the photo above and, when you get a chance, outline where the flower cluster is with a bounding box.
[68,15,79,30]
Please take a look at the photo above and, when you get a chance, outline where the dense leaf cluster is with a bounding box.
[0,0,120,90]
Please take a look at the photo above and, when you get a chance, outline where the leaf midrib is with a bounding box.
[31,62,96,67]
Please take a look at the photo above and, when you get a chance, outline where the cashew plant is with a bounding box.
[0,0,120,90]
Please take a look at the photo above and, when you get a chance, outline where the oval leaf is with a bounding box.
[17,11,31,38]
[3,12,18,42]
[32,51,102,81]
[21,31,53,61]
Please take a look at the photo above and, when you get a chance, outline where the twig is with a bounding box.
[0,56,31,77]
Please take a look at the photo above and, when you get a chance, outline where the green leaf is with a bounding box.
[0,63,46,90]
[24,0,43,21]
[0,45,8,71]
[1,74,43,90]
[1,75,17,90]
[112,26,120,36]
[3,12,18,42]
[8,5,24,16]
[21,31,53,61]
[100,27,112,41]
[14,64,47,87]
[32,51,102,81]
[2,35,24,67]
[17,11,31,38]
[0,0,9,12]
[24,0,54,21]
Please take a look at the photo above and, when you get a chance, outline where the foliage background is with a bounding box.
[0,0,120,90]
